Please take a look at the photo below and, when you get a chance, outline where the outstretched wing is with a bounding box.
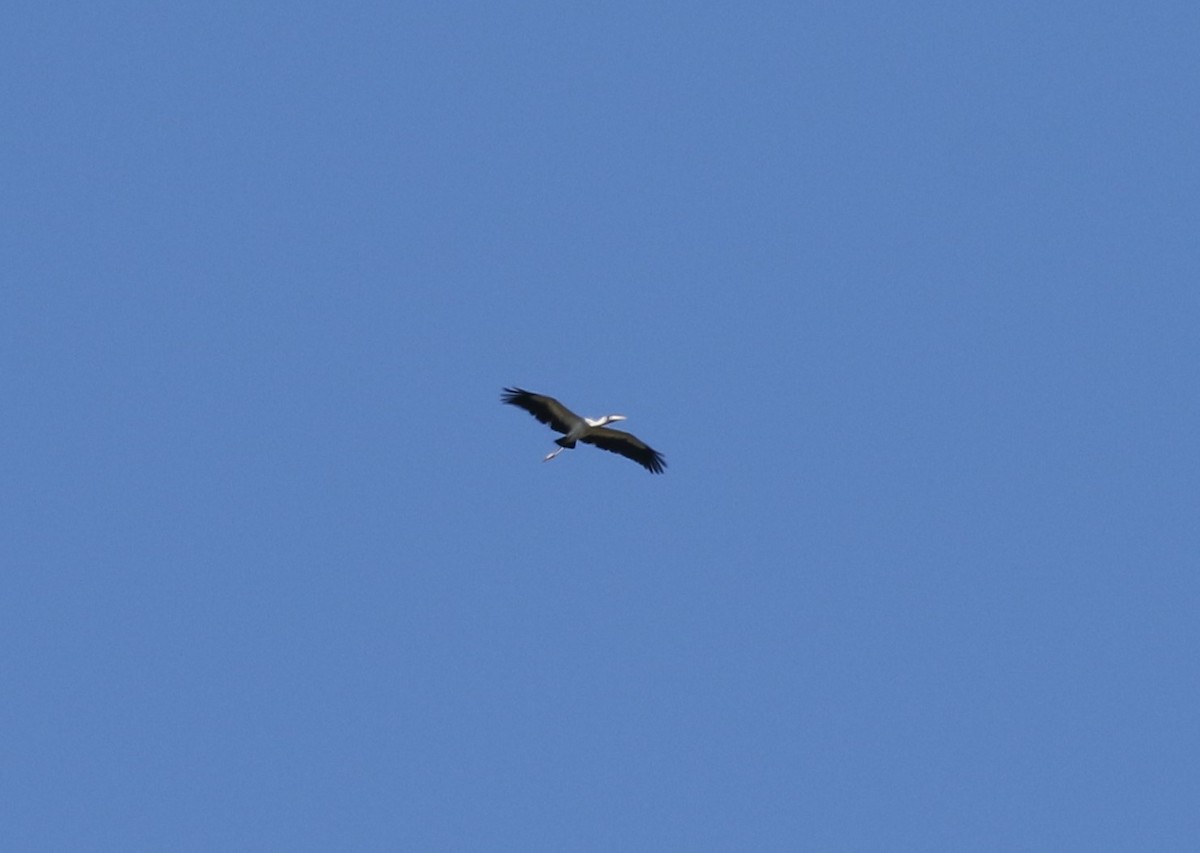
[580,427,667,474]
[500,387,581,435]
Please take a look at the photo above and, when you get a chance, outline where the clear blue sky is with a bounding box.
[4,3,1198,849]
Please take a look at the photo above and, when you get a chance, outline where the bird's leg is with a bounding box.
[543,446,565,462]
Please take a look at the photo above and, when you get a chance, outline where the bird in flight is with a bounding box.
[501,387,667,474]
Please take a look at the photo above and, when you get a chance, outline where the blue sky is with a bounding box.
[4,2,1198,849]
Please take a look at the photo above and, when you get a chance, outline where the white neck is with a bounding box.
[586,415,623,428]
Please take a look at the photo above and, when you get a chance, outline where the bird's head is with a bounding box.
[600,414,627,426]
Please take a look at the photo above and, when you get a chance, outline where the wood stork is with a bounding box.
[501,387,667,474]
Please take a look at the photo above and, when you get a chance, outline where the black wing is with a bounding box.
[580,427,667,474]
[500,387,580,435]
